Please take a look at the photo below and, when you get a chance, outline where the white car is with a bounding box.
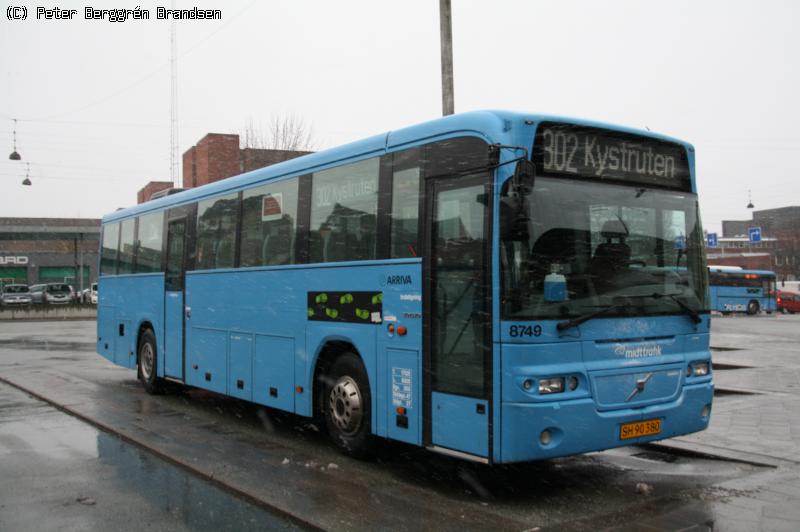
[90,283,98,304]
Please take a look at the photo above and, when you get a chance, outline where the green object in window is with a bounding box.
[325,307,339,319]
[371,293,383,305]
[315,293,328,304]
[355,308,370,320]
[307,308,315,318]
[340,293,354,304]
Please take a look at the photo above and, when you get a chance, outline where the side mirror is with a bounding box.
[512,159,535,193]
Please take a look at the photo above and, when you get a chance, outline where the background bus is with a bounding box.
[97,111,712,464]
[708,266,776,314]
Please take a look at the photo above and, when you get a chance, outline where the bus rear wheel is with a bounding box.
[747,300,760,315]
[324,352,372,457]
[138,328,163,395]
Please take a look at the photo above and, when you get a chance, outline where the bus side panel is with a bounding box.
[186,328,228,394]
[97,304,115,362]
[97,275,164,370]
[185,269,305,406]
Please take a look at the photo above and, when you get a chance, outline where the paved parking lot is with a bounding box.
[1,315,799,531]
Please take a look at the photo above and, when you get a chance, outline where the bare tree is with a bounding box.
[241,114,316,151]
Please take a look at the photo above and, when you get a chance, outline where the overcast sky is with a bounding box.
[1,0,798,233]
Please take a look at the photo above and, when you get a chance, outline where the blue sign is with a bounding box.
[707,233,718,247]
[748,227,762,242]
[674,235,686,250]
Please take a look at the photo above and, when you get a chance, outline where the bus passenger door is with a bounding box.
[424,174,492,460]
[164,217,188,380]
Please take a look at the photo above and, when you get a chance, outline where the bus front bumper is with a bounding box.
[498,382,714,463]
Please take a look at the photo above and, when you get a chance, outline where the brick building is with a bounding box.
[716,206,800,281]
[0,217,100,290]
[137,133,312,203]
[137,181,174,204]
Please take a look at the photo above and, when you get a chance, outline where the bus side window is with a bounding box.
[196,193,239,270]
[100,222,120,276]
[390,165,420,258]
[310,158,379,263]
[135,211,164,273]
[117,218,136,275]
[240,178,299,267]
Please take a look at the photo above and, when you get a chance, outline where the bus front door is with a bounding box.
[424,174,492,461]
[164,217,188,380]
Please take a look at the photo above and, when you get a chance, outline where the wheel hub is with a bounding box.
[140,342,154,380]
[329,376,363,435]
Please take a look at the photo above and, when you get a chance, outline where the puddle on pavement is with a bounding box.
[0,383,304,530]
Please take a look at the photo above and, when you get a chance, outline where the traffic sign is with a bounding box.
[707,233,718,247]
[748,227,762,243]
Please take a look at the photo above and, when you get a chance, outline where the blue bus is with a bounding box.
[708,266,776,314]
[96,111,712,464]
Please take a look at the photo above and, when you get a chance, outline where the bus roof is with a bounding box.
[103,110,695,224]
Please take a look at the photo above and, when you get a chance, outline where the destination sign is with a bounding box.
[532,122,691,191]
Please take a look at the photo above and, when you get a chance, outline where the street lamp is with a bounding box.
[21,163,31,186]
[9,118,21,161]
[746,189,754,209]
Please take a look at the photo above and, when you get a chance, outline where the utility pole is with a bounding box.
[439,0,454,116]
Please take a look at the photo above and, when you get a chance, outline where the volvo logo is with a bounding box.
[625,372,653,402]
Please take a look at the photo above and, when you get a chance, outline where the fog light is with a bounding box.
[702,405,711,418]
[539,377,565,394]
[693,362,710,376]
[568,376,579,391]
[523,379,534,391]
[540,430,551,445]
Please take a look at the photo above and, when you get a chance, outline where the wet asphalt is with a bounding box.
[0,317,795,530]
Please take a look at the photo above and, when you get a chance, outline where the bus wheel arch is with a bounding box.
[747,300,760,315]
[136,323,163,394]
[312,341,373,457]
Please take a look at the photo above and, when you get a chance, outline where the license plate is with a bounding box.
[620,419,662,440]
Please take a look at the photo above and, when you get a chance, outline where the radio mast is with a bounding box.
[169,1,179,186]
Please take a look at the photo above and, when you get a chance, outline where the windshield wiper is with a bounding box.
[556,302,631,333]
[648,292,702,323]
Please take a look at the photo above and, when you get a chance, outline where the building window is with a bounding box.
[310,158,379,263]
[196,193,239,270]
[240,178,299,267]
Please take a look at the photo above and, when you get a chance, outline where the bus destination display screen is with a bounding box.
[532,122,691,191]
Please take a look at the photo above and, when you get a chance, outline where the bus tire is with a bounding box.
[324,352,372,457]
[747,300,760,315]
[137,328,163,395]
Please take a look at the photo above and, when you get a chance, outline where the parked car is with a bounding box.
[29,284,47,304]
[777,290,800,314]
[46,283,73,304]
[89,282,98,304]
[1,284,32,306]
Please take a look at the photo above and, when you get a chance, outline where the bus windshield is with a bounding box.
[501,177,708,320]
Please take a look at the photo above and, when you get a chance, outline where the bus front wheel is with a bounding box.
[138,328,163,395]
[324,352,373,457]
[747,300,760,315]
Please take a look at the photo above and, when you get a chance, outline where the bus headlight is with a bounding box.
[692,362,710,377]
[539,377,564,394]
